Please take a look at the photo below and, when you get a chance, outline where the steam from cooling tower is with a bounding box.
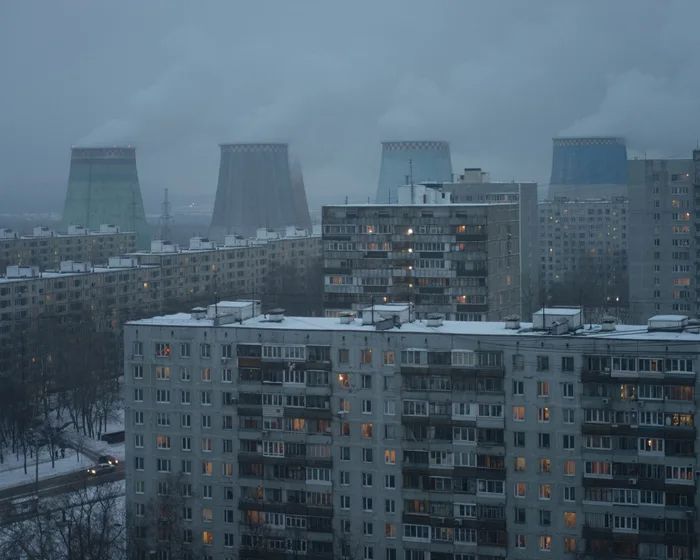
[209,143,312,239]
[62,147,150,247]
[376,141,453,203]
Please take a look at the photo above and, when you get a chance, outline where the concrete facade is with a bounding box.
[125,302,699,560]
[442,174,539,318]
[322,203,520,321]
[0,225,136,271]
[628,157,696,322]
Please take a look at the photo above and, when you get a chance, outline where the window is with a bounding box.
[384,400,396,415]
[155,366,171,380]
[201,367,211,382]
[362,374,372,388]
[200,343,211,358]
[340,495,350,509]
[537,380,550,397]
[384,449,396,464]
[360,349,373,365]
[338,348,349,363]
[538,433,550,448]
[340,447,350,461]
[562,356,574,371]
[340,471,350,485]
[538,407,550,422]
[180,367,191,381]
[514,456,526,471]
[564,537,576,553]
[512,380,524,395]
[201,414,212,428]
[512,353,524,370]
[156,435,171,449]
[513,431,525,447]
[337,372,350,388]
[132,341,143,356]
[181,436,191,451]
[514,507,526,524]
[539,458,551,473]
[563,434,575,450]
[564,511,576,528]
[385,474,396,489]
[155,342,171,358]
[539,535,552,551]
[133,388,143,402]
[134,434,143,448]
[539,509,551,526]
[222,368,233,382]
[514,482,527,497]
[563,408,575,424]
[180,390,191,405]
[361,423,373,438]
[562,382,574,398]
[156,389,170,403]
[564,460,576,476]
[363,522,374,536]
[513,406,526,421]
[362,399,373,414]
[537,355,549,371]
[383,351,395,365]
[564,486,576,502]
[362,448,373,463]
[180,342,191,357]
[132,365,143,380]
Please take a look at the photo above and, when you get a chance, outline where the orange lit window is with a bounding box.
[202,530,213,545]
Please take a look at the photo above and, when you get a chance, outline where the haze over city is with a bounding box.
[2,0,700,212]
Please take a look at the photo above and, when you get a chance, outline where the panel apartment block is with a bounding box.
[322,203,520,321]
[124,303,699,560]
[628,157,697,322]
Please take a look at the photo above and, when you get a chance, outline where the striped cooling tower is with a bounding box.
[62,147,150,247]
[376,140,453,203]
[209,143,311,239]
[550,137,628,185]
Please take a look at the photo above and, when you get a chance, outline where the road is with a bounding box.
[0,463,124,526]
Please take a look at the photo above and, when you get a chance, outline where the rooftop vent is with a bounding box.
[268,308,285,322]
[532,307,583,332]
[647,314,688,332]
[206,300,260,324]
[426,313,444,327]
[601,315,617,331]
[504,315,521,329]
[339,312,355,325]
[191,307,207,320]
[6,265,38,279]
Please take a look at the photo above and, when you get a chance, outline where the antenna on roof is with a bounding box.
[159,188,172,241]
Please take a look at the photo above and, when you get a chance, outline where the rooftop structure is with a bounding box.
[62,147,149,247]
[375,140,453,203]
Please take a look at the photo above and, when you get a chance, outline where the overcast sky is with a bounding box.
[1,0,699,214]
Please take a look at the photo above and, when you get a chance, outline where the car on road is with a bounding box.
[87,456,118,476]
[98,454,119,466]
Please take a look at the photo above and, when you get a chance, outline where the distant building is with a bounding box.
[539,196,628,309]
[375,140,452,203]
[125,301,700,560]
[442,169,539,317]
[209,143,311,240]
[62,147,150,247]
[323,194,520,320]
[628,157,696,322]
[0,224,135,271]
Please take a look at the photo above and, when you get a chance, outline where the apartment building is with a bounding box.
[125,302,698,560]
[628,157,697,322]
[441,169,539,317]
[322,201,520,321]
[0,258,161,374]
[0,224,136,271]
[539,197,628,306]
[130,228,321,305]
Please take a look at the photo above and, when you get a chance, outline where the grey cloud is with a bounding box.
[1,0,699,213]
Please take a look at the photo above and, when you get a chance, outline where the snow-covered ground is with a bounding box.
[0,410,125,491]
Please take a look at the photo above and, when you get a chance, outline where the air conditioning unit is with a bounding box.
[628,477,638,485]
[602,398,609,405]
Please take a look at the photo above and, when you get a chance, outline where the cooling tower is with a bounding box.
[290,161,312,231]
[376,140,453,203]
[62,147,149,247]
[550,137,628,185]
[209,143,311,239]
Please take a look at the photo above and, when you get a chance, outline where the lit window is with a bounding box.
[202,530,213,546]
[564,512,576,528]
[361,423,373,438]
[539,484,552,500]
[337,373,350,388]
[514,457,526,471]
[513,406,526,421]
[515,482,527,497]
[384,449,396,464]
[564,460,576,476]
